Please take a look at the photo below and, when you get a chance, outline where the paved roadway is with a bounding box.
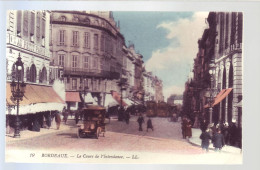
[6,116,242,164]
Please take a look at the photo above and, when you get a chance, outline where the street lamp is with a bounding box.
[79,85,89,107]
[206,59,216,124]
[10,53,26,138]
[117,78,127,108]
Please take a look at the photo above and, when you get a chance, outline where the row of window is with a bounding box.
[60,15,109,30]
[12,64,47,84]
[17,10,46,47]
[58,54,102,69]
[70,78,103,91]
[218,12,243,55]
[59,30,114,52]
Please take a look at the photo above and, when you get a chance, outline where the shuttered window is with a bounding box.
[23,11,28,36]
[17,10,22,36]
[237,12,243,44]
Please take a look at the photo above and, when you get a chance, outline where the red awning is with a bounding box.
[66,92,81,102]
[204,88,233,108]
[111,91,127,106]
[6,82,65,106]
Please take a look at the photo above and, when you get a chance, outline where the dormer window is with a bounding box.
[84,18,90,24]
[61,16,66,22]
[73,17,79,22]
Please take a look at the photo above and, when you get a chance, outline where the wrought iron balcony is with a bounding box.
[63,67,120,79]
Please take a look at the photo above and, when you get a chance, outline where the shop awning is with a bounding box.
[235,100,242,107]
[111,91,127,107]
[204,88,233,108]
[6,82,65,115]
[124,98,134,106]
[104,93,119,108]
[65,92,81,102]
[6,83,65,106]
[84,93,98,105]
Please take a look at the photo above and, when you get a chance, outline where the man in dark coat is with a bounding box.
[212,129,225,152]
[137,115,144,131]
[125,111,130,124]
[185,119,192,138]
[200,129,211,152]
[200,119,208,132]
[147,118,154,132]
[75,110,80,124]
[63,109,69,125]
[181,117,188,139]
[229,122,238,146]
[46,112,52,129]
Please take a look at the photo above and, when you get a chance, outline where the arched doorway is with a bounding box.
[11,63,24,81]
[40,67,47,84]
[228,63,233,124]
[221,67,226,122]
[29,64,37,83]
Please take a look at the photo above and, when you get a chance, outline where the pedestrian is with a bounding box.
[75,109,80,124]
[200,128,211,152]
[118,106,124,121]
[46,112,52,129]
[229,121,238,146]
[181,116,188,139]
[137,115,144,131]
[185,118,192,138]
[222,122,230,145]
[125,111,130,124]
[212,129,225,152]
[200,118,208,132]
[54,111,61,130]
[147,118,154,132]
[63,109,68,125]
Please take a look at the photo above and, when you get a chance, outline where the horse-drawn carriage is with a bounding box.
[77,105,106,139]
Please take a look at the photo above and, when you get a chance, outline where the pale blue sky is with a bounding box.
[113,12,209,98]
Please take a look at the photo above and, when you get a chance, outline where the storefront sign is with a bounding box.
[7,33,49,57]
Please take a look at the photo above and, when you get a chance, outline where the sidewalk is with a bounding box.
[188,128,242,154]
[6,118,75,143]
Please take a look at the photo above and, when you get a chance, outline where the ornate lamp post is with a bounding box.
[79,85,89,107]
[10,53,26,138]
[117,78,127,108]
[205,60,216,124]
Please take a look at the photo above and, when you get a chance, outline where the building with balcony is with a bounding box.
[154,76,164,102]
[126,44,145,102]
[143,71,156,101]
[187,12,243,128]
[213,12,243,127]
[49,11,125,110]
[6,10,65,132]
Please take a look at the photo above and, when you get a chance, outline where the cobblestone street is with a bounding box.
[6,116,242,164]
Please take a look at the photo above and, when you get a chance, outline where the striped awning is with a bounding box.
[65,91,81,102]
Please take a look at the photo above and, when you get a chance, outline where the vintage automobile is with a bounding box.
[77,105,106,139]
[145,101,157,117]
[157,101,170,117]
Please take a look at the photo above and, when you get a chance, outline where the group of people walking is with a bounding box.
[181,115,241,152]
[137,115,154,132]
[200,127,225,152]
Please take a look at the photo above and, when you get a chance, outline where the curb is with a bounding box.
[188,138,242,154]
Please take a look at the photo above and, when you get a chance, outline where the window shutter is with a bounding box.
[41,19,45,38]
[30,12,35,35]
[17,10,22,34]
[23,11,28,36]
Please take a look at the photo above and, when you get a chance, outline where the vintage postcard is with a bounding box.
[3,1,248,166]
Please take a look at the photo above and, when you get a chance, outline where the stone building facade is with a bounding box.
[185,12,242,127]
[213,12,243,127]
[6,10,51,85]
[49,11,125,109]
